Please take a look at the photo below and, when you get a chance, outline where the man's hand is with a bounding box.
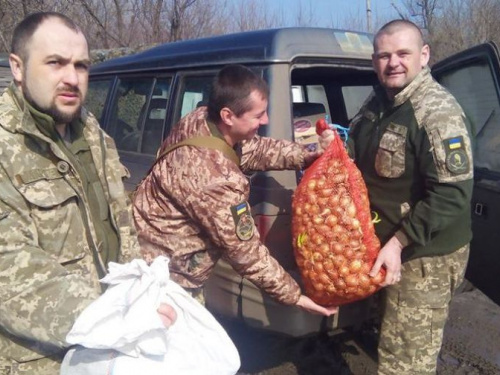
[370,235,404,286]
[303,129,336,167]
[295,295,338,316]
[318,129,335,152]
[157,303,177,328]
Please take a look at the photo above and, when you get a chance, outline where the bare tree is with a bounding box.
[226,0,283,32]
[150,0,164,42]
[293,0,314,28]
[333,8,368,33]
[395,0,500,62]
[179,0,229,39]
[165,0,196,41]
[0,0,77,51]
[466,0,500,46]
[3,0,498,63]
[75,0,125,48]
[391,0,441,40]
[0,0,358,54]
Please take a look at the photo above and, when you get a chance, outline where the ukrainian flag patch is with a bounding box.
[447,137,462,150]
[230,201,254,241]
[443,135,469,174]
[235,203,247,215]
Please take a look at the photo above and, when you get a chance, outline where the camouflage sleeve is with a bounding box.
[240,135,306,172]
[400,110,474,246]
[172,149,301,305]
[0,166,99,352]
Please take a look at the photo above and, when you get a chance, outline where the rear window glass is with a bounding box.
[106,76,172,154]
[342,86,372,120]
[438,61,500,174]
[178,76,214,120]
[86,79,113,121]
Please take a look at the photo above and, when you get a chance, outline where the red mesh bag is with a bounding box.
[292,119,385,306]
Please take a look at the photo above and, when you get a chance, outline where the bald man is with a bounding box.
[349,20,474,374]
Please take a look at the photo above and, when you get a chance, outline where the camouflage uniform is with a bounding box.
[133,106,306,305]
[350,67,474,374]
[0,85,139,375]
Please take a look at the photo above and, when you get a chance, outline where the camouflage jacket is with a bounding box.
[133,106,305,305]
[350,67,474,261]
[0,85,139,372]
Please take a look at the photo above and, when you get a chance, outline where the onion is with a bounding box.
[292,135,385,306]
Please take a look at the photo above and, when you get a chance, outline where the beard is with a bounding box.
[22,81,82,125]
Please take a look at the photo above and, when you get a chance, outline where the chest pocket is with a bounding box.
[17,171,77,207]
[375,123,408,178]
[17,172,90,265]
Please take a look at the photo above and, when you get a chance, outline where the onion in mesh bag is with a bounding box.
[292,119,385,306]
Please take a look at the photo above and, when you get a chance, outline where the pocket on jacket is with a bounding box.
[375,123,407,178]
[18,175,77,208]
[16,173,88,263]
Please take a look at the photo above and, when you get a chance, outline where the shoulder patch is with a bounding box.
[230,201,255,241]
[443,136,470,174]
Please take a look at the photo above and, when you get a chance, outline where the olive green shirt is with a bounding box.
[350,68,474,261]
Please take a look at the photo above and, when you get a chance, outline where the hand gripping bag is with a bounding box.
[60,256,240,375]
[292,120,385,306]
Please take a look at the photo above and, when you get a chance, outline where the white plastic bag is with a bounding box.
[61,256,240,375]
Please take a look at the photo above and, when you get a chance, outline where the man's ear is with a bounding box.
[220,107,234,127]
[9,53,24,83]
[420,44,430,67]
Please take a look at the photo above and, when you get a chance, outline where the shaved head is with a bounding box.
[371,19,430,99]
[374,20,425,51]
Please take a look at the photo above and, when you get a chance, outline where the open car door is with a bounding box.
[432,42,500,305]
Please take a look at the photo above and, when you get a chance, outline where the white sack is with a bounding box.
[61,256,240,375]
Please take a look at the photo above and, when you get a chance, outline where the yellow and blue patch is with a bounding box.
[443,136,469,174]
[447,137,462,150]
[230,201,254,241]
[235,203,247,215]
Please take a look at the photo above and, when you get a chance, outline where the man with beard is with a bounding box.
[0,12,175,375]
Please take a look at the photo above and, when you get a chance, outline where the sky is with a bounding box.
[267,0,403,32]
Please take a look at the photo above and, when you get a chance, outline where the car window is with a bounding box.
[86,79,113,122]
[107,77,172,154]
[291,84,329,151]
[292,85,331,119]
[177,75,214,122]
[342,86,372,120]
[141,78,172,154]
[438,61,500,174]
[291,72,373,151]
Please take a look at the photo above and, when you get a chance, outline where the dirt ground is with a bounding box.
[219,284,500,375]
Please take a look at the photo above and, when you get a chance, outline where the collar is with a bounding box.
[207,119,225,140]
[392,66,431,107]
[7,83,83,142]
[9,84,55,137]
[206,117,239,153]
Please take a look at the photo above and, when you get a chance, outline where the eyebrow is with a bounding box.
[375,48,413,57]
[45,54,91,66]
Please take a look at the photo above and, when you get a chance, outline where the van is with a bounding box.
[87,27,500,336]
